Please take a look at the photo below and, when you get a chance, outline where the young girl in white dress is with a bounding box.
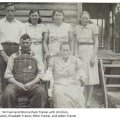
[74,11,99,107]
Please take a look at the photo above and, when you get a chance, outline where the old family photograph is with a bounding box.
[0,2,120,108]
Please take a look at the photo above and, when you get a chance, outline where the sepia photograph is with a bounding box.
[0,1,120,109]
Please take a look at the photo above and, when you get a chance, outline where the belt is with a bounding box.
[1,42,19,46]
[78,42,94,45]
[31,41,42,45]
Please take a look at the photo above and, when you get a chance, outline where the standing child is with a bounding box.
[74,11,99,107]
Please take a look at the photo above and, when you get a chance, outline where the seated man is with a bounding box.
[45,42,87,108]
[2,34,47,108]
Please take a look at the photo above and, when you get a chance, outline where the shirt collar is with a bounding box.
[81,24,90,29]
[4,17,17,23]
[28,22,40,27]
[60,54,72,62]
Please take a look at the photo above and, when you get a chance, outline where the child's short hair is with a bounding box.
[60,42,71,50]
[20,34,30,41]
[4,3,16,10]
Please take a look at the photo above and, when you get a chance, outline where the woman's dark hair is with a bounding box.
[52,8,65,21]
[28,9,42,24]
[79,11,93,25]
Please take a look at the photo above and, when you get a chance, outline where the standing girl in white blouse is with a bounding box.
[25,9,46,68]
[43,9,74,60]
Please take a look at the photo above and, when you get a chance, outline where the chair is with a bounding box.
[99,58,120,108]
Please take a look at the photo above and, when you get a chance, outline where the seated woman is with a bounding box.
[2,34,47,108]
[46,42,87,108]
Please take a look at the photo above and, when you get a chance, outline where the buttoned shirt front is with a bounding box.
[0,17,26,50]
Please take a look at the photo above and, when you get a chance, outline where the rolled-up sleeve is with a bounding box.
[4,54,15,79]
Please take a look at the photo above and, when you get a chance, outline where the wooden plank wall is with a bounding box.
[0,3,82,25]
